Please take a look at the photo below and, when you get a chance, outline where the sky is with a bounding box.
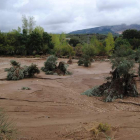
[0,0,140,33]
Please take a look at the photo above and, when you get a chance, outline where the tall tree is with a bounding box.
[22,15,36,34]
[34,26,44,36]
[22,15,28,33]
[18,27,21,33]
[27,31,43,54]
[59,33,66,43]
[105,33,115,55]
[28,16,36,34]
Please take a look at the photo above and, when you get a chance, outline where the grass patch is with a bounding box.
[0,109,17,140]
[21,87,31,90]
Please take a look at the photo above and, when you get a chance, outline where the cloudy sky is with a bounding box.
[0,0,140,33]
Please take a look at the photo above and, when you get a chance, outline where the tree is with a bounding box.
[123,29,140,40]
[129,38,140,49]
[59,32,66,43]
[75,43,83,56]
[22,15,36,34]
[90,35,103,55]
[105,33,115,55]
[18,27,21,33]
[52,33,73,56]
[82,43,95,58]
[115,37,131,50]
[34,26,44,36]
[28,16,36,34]
[22,15,28,34]
[27,31,43,54]
[69,38,80,47]
[43,32,54,53]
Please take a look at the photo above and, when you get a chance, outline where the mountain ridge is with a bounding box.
[69,24,140,35]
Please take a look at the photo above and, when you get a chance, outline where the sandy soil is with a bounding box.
[0,57,140,140]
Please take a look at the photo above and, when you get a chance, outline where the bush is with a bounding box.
[24,64,40,77]
[5,60,24,80]
[78,58,84,66]
[113,45,134,58]
[10,60,20,67]
[0,109,17,140]
[41,55,57,74]
[91,122,111,138]
[21,87,31,90]
[58,62,68,73]
[5,60,40,80]
[82,47,138,102]
[97,123,110,132]
[35,55,40,58]
[41,55,71,75]
[134,48,140,62]
[78,55,91,67]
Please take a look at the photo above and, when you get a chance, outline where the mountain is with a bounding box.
[69,24,140,35]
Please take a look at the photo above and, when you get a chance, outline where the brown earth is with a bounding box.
[0,57,140,140]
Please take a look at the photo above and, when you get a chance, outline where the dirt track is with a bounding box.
[0,57,140,140]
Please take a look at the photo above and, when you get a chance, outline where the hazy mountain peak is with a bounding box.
[69,24,140,35]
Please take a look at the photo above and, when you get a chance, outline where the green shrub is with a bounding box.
[41,55,57,73]
[134,48,140,62]
[10,60,20,67]
[78,58,84,66]
[41,55,71,75]
[82,46,138,102]
[21,87,31,90]
[58,61,68,73]
[35,55,40,58]
[77,55,91,67]
[24,64,40,77]
[98,123,110,132]
[5,60,24,80]
[5,60,40,80]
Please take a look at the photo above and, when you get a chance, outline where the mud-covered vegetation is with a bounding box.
[82,45,140,102]
[5,60,40,80]
[41,55,71,75]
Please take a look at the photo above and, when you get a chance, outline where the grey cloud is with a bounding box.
[0,0,140,33]
[96,0,139,11]
[0,0,8,9]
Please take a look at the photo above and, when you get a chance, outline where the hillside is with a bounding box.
[69,24,140,35]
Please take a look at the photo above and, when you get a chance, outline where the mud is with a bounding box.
[0,57,140,140]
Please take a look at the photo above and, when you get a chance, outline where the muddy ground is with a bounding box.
[0,57,140,140]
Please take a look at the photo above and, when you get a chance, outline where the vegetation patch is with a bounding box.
[82,46,139,102]
[41,55,71,75]
[21,87,31,90]
[91,123,111,135]
[0,109,17,140]
[5,60,40,80]
[78,55,91,67]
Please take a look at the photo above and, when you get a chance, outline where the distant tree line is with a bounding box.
[0,15,140,57]
[0,16,54,55]
[122,29,140,49]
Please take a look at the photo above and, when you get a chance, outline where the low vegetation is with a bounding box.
[41,55,71,75]
[21,87,31,90]
[0,109,17,140]
[91,123,112,140]
[78,55,91,67]
[82,46,139,102]
[5,60,40,80]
